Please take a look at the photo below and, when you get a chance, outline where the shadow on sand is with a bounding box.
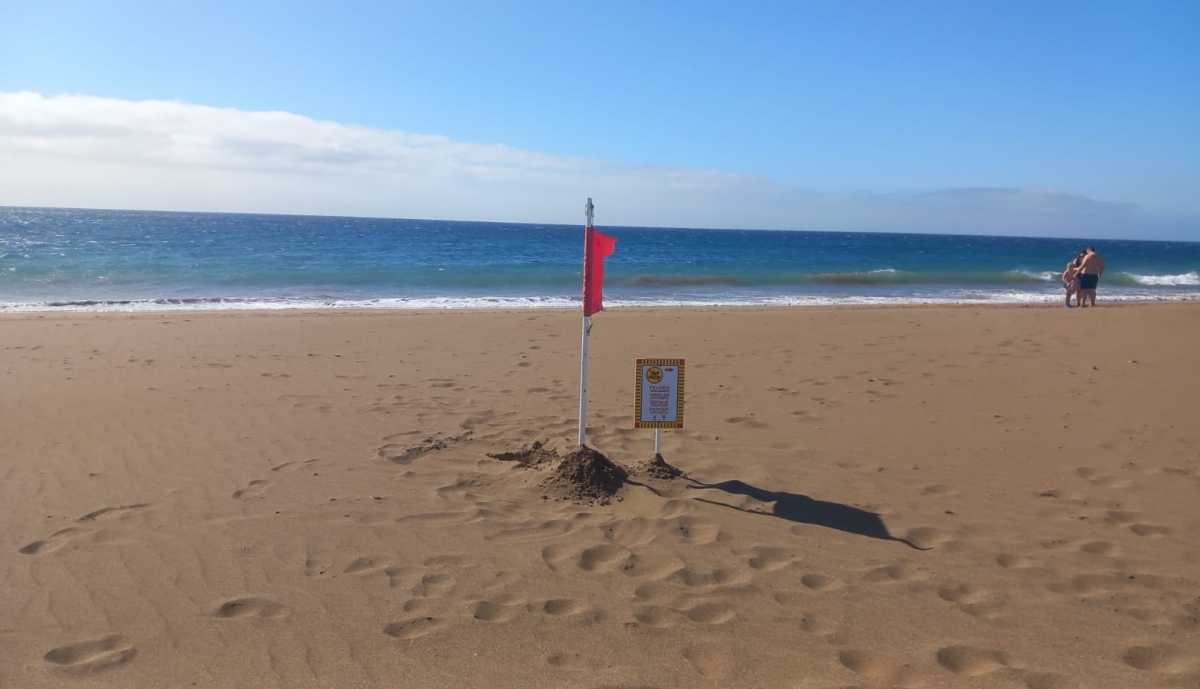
[686,479,926,550]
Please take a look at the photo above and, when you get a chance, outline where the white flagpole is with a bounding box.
[578,198,594,447]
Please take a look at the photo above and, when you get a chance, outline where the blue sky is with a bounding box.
[1,0,1197,239]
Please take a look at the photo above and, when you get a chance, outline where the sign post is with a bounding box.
[634,358,685,456]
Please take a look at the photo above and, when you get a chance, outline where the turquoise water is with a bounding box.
[1,207,1197,311]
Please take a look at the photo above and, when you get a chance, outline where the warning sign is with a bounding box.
[635,358,685,428]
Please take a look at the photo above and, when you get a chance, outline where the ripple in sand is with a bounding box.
[383,617,447,640]
[488,519,574,543]
[344,556,388,575]
[864,563,926,583]
[44,635,136,672]
[1024,672,1089,689]
[214,597,285,618]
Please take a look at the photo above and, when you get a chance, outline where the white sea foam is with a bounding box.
[1127,272,1200,286]
[2,290,1197,313]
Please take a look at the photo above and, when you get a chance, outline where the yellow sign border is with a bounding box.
[634,358,685,429]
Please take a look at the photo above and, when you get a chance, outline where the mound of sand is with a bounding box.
[631,453,685,480]
[539,446,628,504]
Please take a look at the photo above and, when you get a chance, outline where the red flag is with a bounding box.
[582,226,616,316]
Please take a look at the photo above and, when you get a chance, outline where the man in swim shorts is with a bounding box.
[1076,246,1105,307]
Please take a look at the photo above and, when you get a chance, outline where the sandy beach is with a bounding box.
[2,304,1198,688]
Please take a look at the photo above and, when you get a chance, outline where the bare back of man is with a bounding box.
[1077,247,1105,307]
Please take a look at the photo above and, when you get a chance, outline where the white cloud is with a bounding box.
[0,91,1160,237]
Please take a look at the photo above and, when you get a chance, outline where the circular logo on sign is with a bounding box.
[645,366,664,384]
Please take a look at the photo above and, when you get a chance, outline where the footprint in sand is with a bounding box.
[864,563,928,583]
[1074,466,1132,488]
[403,598,436,615]
[44,635,136,672]
[601,517,658,548]
[232,480,270,500]
[936,645,1023,676]
[1122,644,1200,674]
[634,581,678,603]
[920,484,959,496]
[672,567,751,588]
[619,551,686,580]
[798,612,838,636]
[78,503,152,521]
[1104,510,1141,525]
[270,458,319,473]
[1079,540,1120,556]
[214,597,285,618]
[744,546,797,571]
[996,553,1038,569]
[938,584,1004,618]
[383,617,447,640]
[19,526,91,555]
[634,605,680,628]
[472,599,523,623]
[800,574,844,591]
[903,526,952,550]
[579,544,632,572]
[838,649,927,686]
[668,516,721,544]
[542,599,588,617]
[343,556,390,575]
[683,601,735,624]
[1129,523,1175,538]
[725,416,769,429]
[544,543,632,573]
[682,644,737,679]
[546,651,590,670]
[412,573,456,598]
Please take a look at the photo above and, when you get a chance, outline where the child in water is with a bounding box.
[1062,256,1082,307]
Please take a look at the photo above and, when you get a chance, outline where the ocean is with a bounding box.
[2,207,1198,312]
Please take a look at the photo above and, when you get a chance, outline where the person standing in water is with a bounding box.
[1076,246,1105,307]
[1062,254,1083,307]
